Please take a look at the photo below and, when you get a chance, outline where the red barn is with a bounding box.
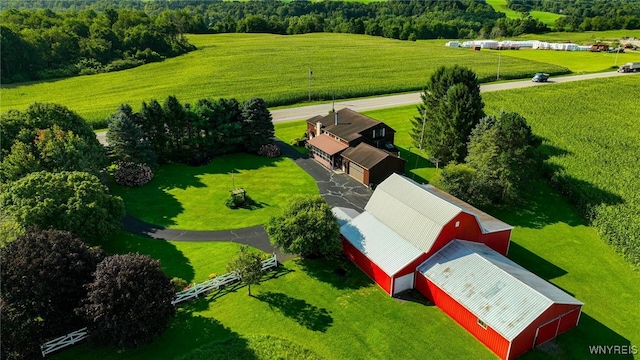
[416,240,583,359]
[338,174,512,295]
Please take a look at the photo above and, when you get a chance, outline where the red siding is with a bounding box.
[510,304,582,359]
[341,237,392,294]
[534,319,559,346]
[424,212,511,258]
[415,274,511,359]
[395,253,430,278]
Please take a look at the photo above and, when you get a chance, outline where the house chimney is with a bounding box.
[316,121,322,136]
[334,111,338,125]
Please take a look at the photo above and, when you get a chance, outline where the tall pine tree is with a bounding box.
[106,104,157,167]
[411,65,484,164]
[241,98,274,153]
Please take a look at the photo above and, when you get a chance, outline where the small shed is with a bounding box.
[416,240,583,360]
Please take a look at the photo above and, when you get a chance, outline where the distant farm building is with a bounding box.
[306,108,405,188]
[336,174,583,359]
[453,39,591,51]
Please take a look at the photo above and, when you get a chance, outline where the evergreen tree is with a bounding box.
[106,104,156,167]
[241,98,274,153]
[163,95,187,161]
[411,65,484,164]
[138,99,169,164]
[466,111,542,204]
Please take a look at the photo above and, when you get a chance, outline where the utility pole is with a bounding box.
[308,67,312,102]
[497,52,501,80]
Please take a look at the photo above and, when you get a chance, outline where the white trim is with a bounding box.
[477,318,488,330]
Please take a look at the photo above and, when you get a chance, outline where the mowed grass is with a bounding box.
[54,250,496,360]
[112,153,317,230]
[496,48,640,73]
[0,33,568,126]
[485,0,564,28]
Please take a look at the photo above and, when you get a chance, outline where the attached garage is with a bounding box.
[340,212,429,296]
[341,143,405,187]
[416,240,583,360]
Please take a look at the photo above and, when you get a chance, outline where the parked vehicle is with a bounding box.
[618,62,640,73]
[532,72,550,82]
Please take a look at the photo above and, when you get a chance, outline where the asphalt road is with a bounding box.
[269,71,638,123]
[95,71,637,144]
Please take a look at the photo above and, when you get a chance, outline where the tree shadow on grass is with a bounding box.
[521,313,633,360]
[294,256,371,291]
[101,230,195,282]
[113,153,283,228]
[396,145,434,185]
[255,291,333,332]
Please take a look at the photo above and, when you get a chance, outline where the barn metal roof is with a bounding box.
[332,207,361,227]
[307,134,349,155]
[418,240,583,341]
[341,143,394,170]
[421,185,513,233]
[365,174,462,252]
[341,212,424,276]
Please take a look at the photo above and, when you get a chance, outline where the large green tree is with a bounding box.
[265,196,340,258]
[106,104,157,167]
[466,111,542,204]
[241,97,275,153]
[77,253,175,348]
[227,245,264,296]
[0,171,125,245]
[0,103,106,182]
[0,229,104,360]
[410,65,485,164]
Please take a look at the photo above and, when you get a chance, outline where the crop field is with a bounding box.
[515,29,640,43]
[485,0,564,28]
[496,48,640,73]
[0,33,569,127]
[483,75,640,267]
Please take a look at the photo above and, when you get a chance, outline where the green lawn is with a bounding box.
[485,0,564,28]
[274,121,310,154]
[0,33,569,127]
[112,153,317,230]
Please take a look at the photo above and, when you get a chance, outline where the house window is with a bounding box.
[373,128,386,138]
[477,319,487,330]
[455,221,460,228]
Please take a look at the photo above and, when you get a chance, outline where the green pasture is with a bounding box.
[485,0,564,28]
[496,48,640,73]
[112,154,317,231]
[0,33,569,126]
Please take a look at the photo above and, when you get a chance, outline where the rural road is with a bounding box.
[95,71,636,144]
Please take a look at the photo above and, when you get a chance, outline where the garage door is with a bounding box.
[348,163,365,183]
[393,273,414,295]
[557,308,581,335]
[535,318,560,346]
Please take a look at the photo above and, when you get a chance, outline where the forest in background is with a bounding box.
[506,0,640,31]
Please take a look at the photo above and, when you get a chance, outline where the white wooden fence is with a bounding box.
[40,327,89,357]
[40,254,277,357]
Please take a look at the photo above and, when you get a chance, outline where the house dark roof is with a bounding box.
[308,134,349,155]
[341,143,401,170]
[307,108,383,142]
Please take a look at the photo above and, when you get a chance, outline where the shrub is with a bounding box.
[114,162,154,187]
[257,144,280,158]
[170,277,189,292]
[225,194,246,209]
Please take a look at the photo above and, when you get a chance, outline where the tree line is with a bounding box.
[0,7,195,83]
[507,0,640,31]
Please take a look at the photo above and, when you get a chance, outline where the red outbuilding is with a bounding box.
[336,174,583,358]
[416,240,583,359]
